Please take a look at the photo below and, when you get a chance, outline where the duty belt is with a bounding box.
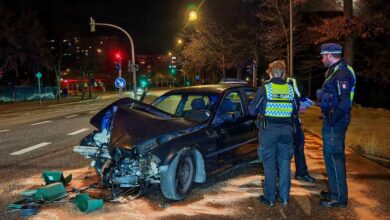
[256,115,267,129]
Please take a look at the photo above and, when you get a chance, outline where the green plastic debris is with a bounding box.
[75,193,103,213]
[8,197,43,210]
[20,189,38,198]
[33,182,67,202]
[42,170,72,185]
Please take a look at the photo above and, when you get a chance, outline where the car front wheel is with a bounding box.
[160,150,195,200]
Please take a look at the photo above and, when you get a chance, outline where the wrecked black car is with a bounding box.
[74,84,259,201]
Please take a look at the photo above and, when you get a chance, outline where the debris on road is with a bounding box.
[6,171,70,217]
[74,193,103,213]
[42,170,72,185]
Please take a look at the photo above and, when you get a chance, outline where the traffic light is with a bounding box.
[169,64,176,75]
[114,51,122,61]
[140,75,148,88]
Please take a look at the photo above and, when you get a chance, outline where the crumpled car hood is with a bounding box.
[93,98,201,151]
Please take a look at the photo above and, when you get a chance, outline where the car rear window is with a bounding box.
[152,94,181,115]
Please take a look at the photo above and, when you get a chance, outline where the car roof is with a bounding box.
[219,78,249,85]
[164,84,254,94]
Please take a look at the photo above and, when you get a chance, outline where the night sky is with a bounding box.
[2,0,199,54]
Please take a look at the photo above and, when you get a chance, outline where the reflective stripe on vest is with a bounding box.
[264,83,294,118]
[287,77,301,98]
[331,64,356,103]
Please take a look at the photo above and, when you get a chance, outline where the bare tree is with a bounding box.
[0,5,48,85]
[255,0,307,75]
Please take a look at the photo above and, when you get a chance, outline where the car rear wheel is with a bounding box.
[160,150,195,200]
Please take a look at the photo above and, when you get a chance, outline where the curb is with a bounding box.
[358,153,390,168]
[303,128,390,168]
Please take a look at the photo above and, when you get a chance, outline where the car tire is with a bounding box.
[160,150,195,200]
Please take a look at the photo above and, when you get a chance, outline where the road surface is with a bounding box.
[0,91,389,219]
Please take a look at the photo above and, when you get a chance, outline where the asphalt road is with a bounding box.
[0,95,115,183]
[0,91,389,220]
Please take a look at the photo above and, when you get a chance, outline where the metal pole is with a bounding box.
[289,0,293,77]
[91,18,137,99]
[38,78,41,104]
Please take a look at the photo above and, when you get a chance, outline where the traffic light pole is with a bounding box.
[90,18,137,99]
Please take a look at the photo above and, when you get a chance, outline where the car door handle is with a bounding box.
[207,130,219,138]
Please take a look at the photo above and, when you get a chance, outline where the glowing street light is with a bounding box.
[188,10,198,22]
[177,39,183,45]
[168,51,172,56]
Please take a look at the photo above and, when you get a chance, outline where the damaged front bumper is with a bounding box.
[73,130,161,191]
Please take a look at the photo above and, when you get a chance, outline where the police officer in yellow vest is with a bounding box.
[249,60,299,207]
[286,77,316,183]
[317,43,356,208]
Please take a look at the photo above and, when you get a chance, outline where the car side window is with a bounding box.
[220,91,244,116]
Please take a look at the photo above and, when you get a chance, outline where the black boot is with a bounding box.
[319,199,348,208]
[295,174,316,183]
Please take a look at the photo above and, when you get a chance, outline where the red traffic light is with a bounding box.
[114,51,122,61]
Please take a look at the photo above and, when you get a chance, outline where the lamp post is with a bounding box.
[90,17,138,99]
[176,69,188,86]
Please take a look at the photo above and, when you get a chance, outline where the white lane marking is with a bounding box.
[30,120,52,126]
[65,114,79,119]
[89,110,98,114]
[67,128,89,136]
[0,129,10,133]
[10,142,51,155]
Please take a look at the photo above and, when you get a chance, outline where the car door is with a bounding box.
[213,90,257,163]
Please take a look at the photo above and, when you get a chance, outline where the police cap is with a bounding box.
[320,43,343,55]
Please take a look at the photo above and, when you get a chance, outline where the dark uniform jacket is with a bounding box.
[318,59,356,126]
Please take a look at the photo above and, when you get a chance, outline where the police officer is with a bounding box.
[286,77,316,183]
[249,60,299,207]
[317,43,356,208]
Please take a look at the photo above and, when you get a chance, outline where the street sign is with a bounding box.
[114,62,121,70]
[115,77,126,89]
[35,72,42,104]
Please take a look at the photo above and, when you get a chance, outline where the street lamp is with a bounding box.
[188,10,198,22]
[177,39,183,45]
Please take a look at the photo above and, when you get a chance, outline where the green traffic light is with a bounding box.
[170,69,176,74]
[140,79,147,88]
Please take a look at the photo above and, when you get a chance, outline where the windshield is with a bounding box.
[151,92,219,122]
